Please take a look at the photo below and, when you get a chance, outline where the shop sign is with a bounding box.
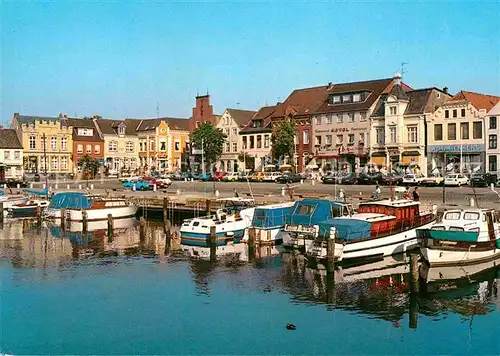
[429,144,485,153]
[315,127,367,133]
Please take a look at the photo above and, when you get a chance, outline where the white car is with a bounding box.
[444,174,469,186]
[421,174,444,186]
[223,172,239,182]
[402,174,425,186]
[119,175,141,183]
[156,177,172,186]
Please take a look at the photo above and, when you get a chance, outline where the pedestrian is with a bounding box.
[233,188,239,198]
[372,185,381,201]
[412,187,420,201]
[403,187,411,200]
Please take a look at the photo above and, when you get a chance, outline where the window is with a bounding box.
[29,135,36,150]
[359,133,365,144]
[160,141,166,151]
[326,135,332,145]
[347,112,355,123]
[264,135,270,148]
[452,109,457,118]
[225,142,230,153]
[298,205,315,215]
[315,136,322,146]
[94,145,100,154]
[348,134,355,144]
[360,112,367,121]
[447,123,456,140]
[232,128,237,135]
[242,136,247,149]
[336,135,343,145]
[86,144,92,154]
[407,126,418,143]
[257,135,262,149]
[336,114,343,123]
[196,121,200,128]
[342,94,352,102]
[444,211,460,220]
[118,125,125,135]
[4,151,10,160]
[14,151,20,159]
[390,126,397,143]
[150,141,155,151]
[77,144,83,153]
[250,136,254,149]
[489,135,497,149]
[333,95,341,103]
[51,157,58,170]
[77,128,93,136]
[490,117,497,129]
[139,142,143,151]
[445,110,449,119]
[463,212,480,220]
[303,130,309,145]
[313,116,321,125]
[174,141,180,151]
[41,137,47,151]
[489,155,497,172]
[126,141,134,153]
[51,137,57,151]
[434,124,443,141]
[109,141,117,152]
[224,128,229,135]
[473,121,482,139]
[460,122,469,139]
[61,157,68,170]
[232,142,238,152]
[326,115,333,124]
[61,137,67,151]
[353,93,361,102]
[376,128,385,144]
[390,107,397,115]
[461,108,466,117]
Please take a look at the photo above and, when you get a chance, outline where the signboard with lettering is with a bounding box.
[315,127,368,133]
[428,144,485,153]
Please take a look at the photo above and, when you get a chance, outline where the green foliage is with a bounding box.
[271,120,296,160]
[191,122,227,171]
[78,154,100,178]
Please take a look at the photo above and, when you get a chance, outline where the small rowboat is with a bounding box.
[7,200,50,216]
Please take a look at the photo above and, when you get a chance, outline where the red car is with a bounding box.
[143,176,170,188]
[211,171,227,181]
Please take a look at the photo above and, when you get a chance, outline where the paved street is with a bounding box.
[23,178,500,209]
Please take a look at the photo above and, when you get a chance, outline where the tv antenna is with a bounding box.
[400,62,408,79]
[156,103,160,118]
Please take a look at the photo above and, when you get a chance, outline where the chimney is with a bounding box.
[443,87,449,94]
[327,82,334,90]
[63,114,68,119]
[58,112,63,119]
[393,73,402,86]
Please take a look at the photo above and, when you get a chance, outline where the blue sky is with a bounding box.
[2,1,499,124]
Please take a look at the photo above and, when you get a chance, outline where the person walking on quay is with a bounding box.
[233,189,239,198]
[412,187,420,201]
[372,185,381,201]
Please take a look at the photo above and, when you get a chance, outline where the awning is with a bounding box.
[313,155,340,159]
[371,156,386,166]
[402,156,419,165]
[402,151,421,156]
[371,152,386,157]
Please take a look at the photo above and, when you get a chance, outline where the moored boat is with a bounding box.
[0,194,28,210]
[247,202,295,245]
[307,198,437,262]
[45,192,138,222]
[180,198,255,247]
[7,199,50,216]
[417,207,500,267]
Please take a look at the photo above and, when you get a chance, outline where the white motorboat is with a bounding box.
[247,202,295,245]
[180,198,255,247]
[0,194,28,210]
[45,192,138,222]
[7,199,50,215]
[418,207,500,267]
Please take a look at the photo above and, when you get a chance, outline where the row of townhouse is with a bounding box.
[7,113,191,176]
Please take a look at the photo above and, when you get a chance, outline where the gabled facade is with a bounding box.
[311,76,410,173]
[11,113,73,174]
[0,128,24,179]
[94,119,139,173]
[370,83,451,175]
[64,117,104,172]
[427,90,500,175]
[239,105,276,171]
[216,108,256,172]
[486,101,500,174]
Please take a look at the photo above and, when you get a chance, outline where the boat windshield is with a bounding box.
[48,192,93,209]
[252,206,291,228]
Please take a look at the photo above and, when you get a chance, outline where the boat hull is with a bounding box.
[420,245,500,267]
[0,197,28,210]
[65,206,138,222]
[249,227,285,245]
[181,228,246,247]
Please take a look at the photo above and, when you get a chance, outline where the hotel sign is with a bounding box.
[428,144,485,153]
[316,127,367,133]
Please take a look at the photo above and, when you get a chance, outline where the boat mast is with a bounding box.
[43,133,48,196]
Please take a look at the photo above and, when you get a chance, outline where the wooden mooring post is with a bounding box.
[206,199,212,216]
[326,236,335,273]
[0,202,4,223]
[409,250,420,329]
[139,217,146,243]
[163,197,169,225]
[107,214,114,243]
[36,206,42,227]
[60,209,66,230]
[209,225,217,262]
[248,228,256,261]
[82,211,88,234]
[164,219,171,254]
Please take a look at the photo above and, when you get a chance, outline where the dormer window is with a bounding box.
[333,95,341,103]
[390,107,397,115]
[342,94,352,103]
[118,124,126,135]
[353,94,361,102]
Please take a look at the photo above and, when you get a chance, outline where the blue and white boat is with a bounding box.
[248,202,295,245]
[282,199,353,250]
[180,198,255,247]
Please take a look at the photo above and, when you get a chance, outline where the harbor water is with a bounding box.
[1,217,499,355]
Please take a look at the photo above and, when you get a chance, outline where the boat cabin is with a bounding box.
[251,202,295,230]
[287,199,353,227]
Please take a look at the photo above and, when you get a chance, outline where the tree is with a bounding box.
[271,120,296,161]
[191,122,226,172]
[78,154,100,179]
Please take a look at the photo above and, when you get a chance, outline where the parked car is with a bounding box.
[224,172,239,182]
[249,172,265,182]
[380,174,403,186]
[275,173,302,184]
[444,173,469,186]
[33,173,41,182]
[210,171,226,181]
[421,174,444,186]
[237,172,251,182]
[200,172,212,181]
[119,175,141,183]
[339,172,358,185]
[122,179,150,190]
[402,174,426,186]
[470,173,497,187]
[263,172,282,182]
[358,173,382,185]
[0,179,28,188]
[322,173,337,184]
